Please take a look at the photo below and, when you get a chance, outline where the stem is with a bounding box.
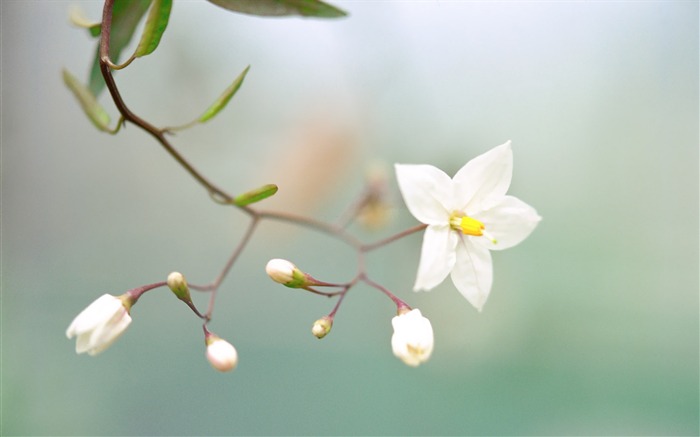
[361,223,427,252]
[361,275,409,310]
[125,281,167,302]
[328,289,348,318]
[203,217,260,319]
[303,286,344,297]
[256,209,362,248]
[335,187,371,229]
[98,0,234,203]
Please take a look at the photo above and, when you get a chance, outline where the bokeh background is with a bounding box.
[2,1,698,435]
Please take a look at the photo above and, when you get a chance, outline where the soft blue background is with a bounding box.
[2,1,698,435]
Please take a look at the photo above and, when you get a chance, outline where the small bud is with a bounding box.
[391,308,434,367]
[265,259,307,288]
[311,316,333,339]
[167,272,191,302]
[205,334,238,372]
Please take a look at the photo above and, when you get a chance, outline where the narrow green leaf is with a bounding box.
[88,0,152,96]
[233,184,279,206]
[135,0,172,58]
[206,0,347,18]
[68,6,101,37]
[62,69,113,132]
[199,66,250,123]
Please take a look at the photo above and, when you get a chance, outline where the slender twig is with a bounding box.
[255,209,362,248]
[203,217,260,319]
[126,281,167,301]
[360,223,427,252]
[328,289,348,318]
[303,286,345,297]
[361,275,409,310]
[335,187,372,229]
[98,0,234,203]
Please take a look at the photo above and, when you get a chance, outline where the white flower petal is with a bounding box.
[74,332,93,354]
[66,294,123,338]
[86,311,132,356]
[413,225,458,291]
[472,195,541,251]
[395,164,453,225]
[453,141,513,212]
[451,239,493,311]
[66,294,131,355]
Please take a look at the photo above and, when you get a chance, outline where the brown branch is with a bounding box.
[98,0,234,203]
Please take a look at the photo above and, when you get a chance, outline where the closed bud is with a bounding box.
[167,272,191,302]
[391,308,434,367]
[265,259,307,288]
[205,334,238,372]
[311,316,333,339]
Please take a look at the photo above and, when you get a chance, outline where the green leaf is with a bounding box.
[233,184,279,206]
[88,0,152,96]
[199,65,250,123]
[68,5,101,37]
[206,0,347,18]
[134,0,172,58]
[62,69,113,132]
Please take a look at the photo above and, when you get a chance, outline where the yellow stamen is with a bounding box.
[449,214,484,236]
[459,216,484,236]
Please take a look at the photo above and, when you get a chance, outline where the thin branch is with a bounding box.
[98,0,234,203]
[360,223,427,252]
[204,216,260,318]
[255,209,362,248]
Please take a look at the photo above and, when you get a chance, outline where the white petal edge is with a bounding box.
[452,141,513,212]
[451,238,493,312]
[395,164,453,225]
[472,195,541,251]
[87,311,132,356]
[66,294,122,338]
[413,225,458,291]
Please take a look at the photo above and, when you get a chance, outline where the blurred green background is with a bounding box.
[2,1,698,435]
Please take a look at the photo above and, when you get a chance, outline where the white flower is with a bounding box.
[206,336,238,372]
[66,294,132,356]
[395,141,541,311]
[391,309,434,367]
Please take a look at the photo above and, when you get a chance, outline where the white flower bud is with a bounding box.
[391,308,434,367]
[167,271,191,302]
[265,259,306,288]
[66,294,133,356]
[206,336,238,372]
[311,316,333,339]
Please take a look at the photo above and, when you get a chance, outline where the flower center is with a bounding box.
[449,213,498,244]
[449,214,484,236]
[407,343,428,359]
